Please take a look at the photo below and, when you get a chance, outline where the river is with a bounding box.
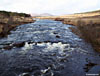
[0,20,100,76]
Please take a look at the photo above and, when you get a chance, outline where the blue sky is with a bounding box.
[0,0,100,15]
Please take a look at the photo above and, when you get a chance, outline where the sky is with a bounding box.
[0,0,100,15]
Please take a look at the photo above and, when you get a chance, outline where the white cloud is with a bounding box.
[0,0,99,15]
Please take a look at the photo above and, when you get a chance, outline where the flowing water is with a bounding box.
[0,20,100,76]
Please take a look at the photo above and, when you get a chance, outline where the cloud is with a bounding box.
[0,0,99,15]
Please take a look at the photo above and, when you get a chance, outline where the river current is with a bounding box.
[0,20,100,76]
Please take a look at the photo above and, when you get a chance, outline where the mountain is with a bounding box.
[39,13,53,16]
[77,10,100,14]
[58,10,100,18]
[31,13,53,17]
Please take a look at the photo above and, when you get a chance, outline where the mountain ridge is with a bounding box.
[31,13,54,17]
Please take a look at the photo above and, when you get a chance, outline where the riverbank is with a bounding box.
[0,11,35,38]
[55,11,100,52]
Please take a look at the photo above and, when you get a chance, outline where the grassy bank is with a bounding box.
[0,10,35,38]
[76,20,100,52]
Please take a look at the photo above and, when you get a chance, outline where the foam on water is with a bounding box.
[37,42,47,47]
[20,42,74,55]
[20,42,35,54]
[36,42,74,55]
[22,42,34,50]
[44,42,68,52]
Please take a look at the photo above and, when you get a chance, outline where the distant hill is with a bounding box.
[58,9,100,18]
[77,10,100,14]
[31,13,53,17]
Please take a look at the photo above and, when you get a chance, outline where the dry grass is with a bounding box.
[0,16,34,38]
[77,20,100,52]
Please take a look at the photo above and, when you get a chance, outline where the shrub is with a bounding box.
[0,10,31,17]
